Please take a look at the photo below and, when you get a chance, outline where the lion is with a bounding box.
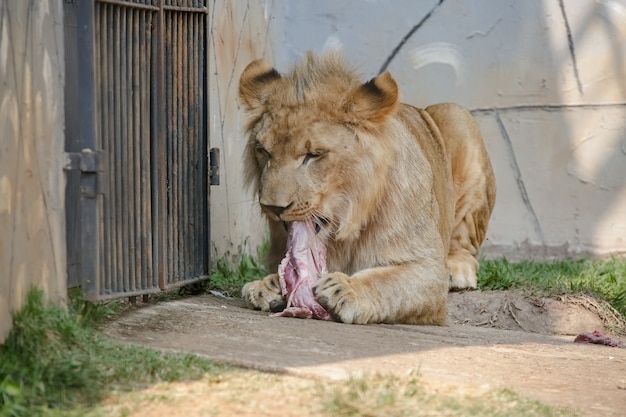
[238,52,496,325]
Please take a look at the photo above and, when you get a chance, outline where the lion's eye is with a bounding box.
[303,151,324,165]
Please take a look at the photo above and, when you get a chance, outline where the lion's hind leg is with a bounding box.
[446,134,496,290]
[425,103,496,291]
[446,152,495,290]
[447,210,482,290]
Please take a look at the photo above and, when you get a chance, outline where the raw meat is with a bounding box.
[574,330,624,348]
[273,220,332,320]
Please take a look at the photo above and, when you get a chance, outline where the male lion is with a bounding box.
[239,52,496,325]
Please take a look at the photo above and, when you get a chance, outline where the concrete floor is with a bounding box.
[102,294,626,416]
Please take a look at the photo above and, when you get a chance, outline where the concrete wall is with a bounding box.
[0,0,67,342]
[208,0,283,261]
[214,0,626,261]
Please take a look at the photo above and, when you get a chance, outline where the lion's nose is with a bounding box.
[261,202,293,218]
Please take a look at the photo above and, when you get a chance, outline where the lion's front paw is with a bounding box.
[313,272,375,324]
[241,274,286,312]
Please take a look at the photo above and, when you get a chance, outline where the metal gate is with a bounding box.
[64,0,218,300]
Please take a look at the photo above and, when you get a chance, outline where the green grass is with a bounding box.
[208,239,271,296]
[178,253,268,298]
[206,254,267,297]
[478,257,626,318]
[0,289,230,417]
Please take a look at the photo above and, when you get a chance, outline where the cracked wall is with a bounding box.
[245,0,624,260]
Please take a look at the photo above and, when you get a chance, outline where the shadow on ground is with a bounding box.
[102,292,626,416]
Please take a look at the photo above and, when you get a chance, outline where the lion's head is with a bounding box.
[238,52,401,241]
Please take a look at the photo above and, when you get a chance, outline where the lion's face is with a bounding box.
[251,116,357,229]
[239,52,399,241]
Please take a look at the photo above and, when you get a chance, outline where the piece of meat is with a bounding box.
[273,220,332,320]
[574,330,624,348]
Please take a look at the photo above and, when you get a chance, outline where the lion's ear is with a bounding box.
[239,59,282,110]
[344,71,399,124]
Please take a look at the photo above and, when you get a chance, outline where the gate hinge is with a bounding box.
[64,149,107,198]
[64,149,106,173]
[209,147,220,186]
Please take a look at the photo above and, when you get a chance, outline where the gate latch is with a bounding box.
[210,148,220,186]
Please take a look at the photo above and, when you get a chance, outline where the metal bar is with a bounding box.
[177,9,186,283]
[179,10,187,282]
[197,9,205,276]
[127,6,136,291]
[155,0,167,289]
[190,11,199,276]
[168,5,175,288]
[95,2,108,296]
[140,10,153,291]
[130,6,141,292]
[103,3,114,296]
[150,3,160,290]
[76,0,100,299]
[202,1,210,274]
[163,5,207,13]
[91,286,161,302]
[122,9,133,292]
[63,0,81,288]
[166,9,173,285]
[108,3,119,296]
[97,0,159,12]
[173,10,182,285]
[181,10,190,281]
[163,3,207,13]
[97,0,208,13]
[192,8,199,277]
[164,274,210,290]
[93,2,105,297]
[196,9,206,276]
[163,7,171,288]
[113,5,123,294]
[173,8,181,285]
[122,6,133,293]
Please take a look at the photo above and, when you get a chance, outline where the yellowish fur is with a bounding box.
[239,52,496,324]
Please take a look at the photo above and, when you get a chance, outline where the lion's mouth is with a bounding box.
[283,217,329,235]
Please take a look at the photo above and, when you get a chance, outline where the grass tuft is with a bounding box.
[0,288,229,417]
[207,254,268,297]
[478,257,626,318]
[178,253,268,298]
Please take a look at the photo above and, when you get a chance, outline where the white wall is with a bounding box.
[212,0,626,261]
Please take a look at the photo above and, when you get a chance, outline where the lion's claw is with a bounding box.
[241,274,285,312]
[313,272,369,324]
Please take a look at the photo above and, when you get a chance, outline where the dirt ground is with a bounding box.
[102,290,626,416]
